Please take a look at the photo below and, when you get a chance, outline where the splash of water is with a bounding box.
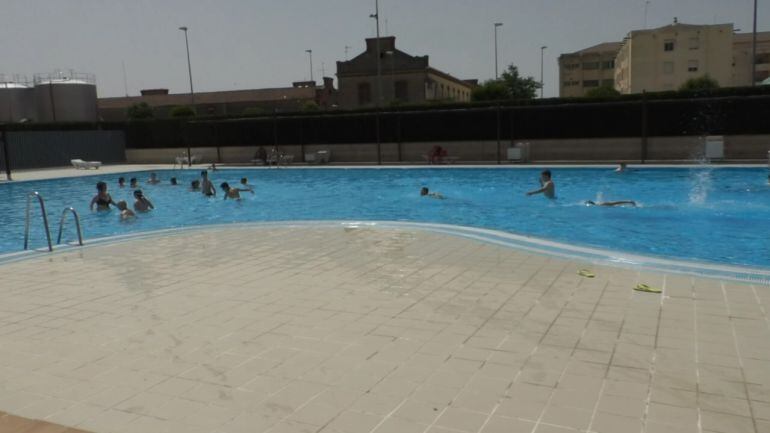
[689,168,712,205]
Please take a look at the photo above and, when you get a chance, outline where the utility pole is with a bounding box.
[306,49,314,82]
[370,0,382,106]
[644,1,651,29]
[540,46,547,98]
[752,0,758,86]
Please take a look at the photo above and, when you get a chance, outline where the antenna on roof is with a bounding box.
[122,61,128,96]
[345,45,351,60]
[644,1,650,29]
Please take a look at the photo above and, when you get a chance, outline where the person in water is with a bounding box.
[420,187,445,199]
[240,177,253,191]
[118,177,126,188]
[190,179,201,191]
[129,178,138,188]
[615,163,627,173]
[133,189,154,212]
[201,170,216,196]
[90,181,116,211]
[147,172,161,184]
[170,177,178,186]
[221,182,254,200]
[526,170,555,198]
[586,200,637,207]
[115,200,136,220]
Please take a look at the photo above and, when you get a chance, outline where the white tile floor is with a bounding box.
[0,225,769,433]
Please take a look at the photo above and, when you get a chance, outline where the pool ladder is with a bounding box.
[24,192,83,252]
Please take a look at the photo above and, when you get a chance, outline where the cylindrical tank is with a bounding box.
[34,72,97,122]
[0,82,35,122]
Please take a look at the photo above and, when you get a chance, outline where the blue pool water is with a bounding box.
[1,167,768,268]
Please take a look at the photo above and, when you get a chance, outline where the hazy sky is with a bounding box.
[1,0,766,98]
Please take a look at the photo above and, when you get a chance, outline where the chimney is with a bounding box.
[323,77,335,89]
[673,17,678,24]
[365,36,396,54]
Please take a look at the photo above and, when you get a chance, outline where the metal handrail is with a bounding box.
[24,192,53,251]
[57,207,83,246]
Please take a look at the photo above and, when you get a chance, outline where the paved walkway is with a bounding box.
[0,226,769,433]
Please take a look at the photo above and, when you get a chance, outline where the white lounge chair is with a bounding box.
[173,154,200,168]
[71,159,101,169]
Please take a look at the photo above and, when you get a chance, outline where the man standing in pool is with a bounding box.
[526,170,555,199]
[200,170,216,197]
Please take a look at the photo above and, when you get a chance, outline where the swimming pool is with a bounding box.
[1,167,768,270]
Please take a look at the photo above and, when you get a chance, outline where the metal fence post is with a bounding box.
[1,128,12,180]
[641,91,649,164]
[496,105,501,164]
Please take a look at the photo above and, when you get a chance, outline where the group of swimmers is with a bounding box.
[90,170,256,220]
[422,164,637,207]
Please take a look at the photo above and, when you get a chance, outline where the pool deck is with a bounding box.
[1,164,770,433]
[1,224,770,433]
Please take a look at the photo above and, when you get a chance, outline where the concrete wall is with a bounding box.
[0,130,125,169]
[124,135,770,164]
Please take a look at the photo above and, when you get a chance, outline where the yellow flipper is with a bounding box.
[634,283,662,293]
[578,269,595,278]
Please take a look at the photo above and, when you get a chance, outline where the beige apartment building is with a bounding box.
[559,42,622,97]
[336,37,474,109]
[560,22,770,97]
[615,22,734,94]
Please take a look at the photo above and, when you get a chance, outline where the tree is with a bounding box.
[471,64,540,102]
[169,105,196,118]
[585,85,621,98]
[126,102,154,120]
[241,107,266,117]
[679,75,720,92]
[301,101,320,112]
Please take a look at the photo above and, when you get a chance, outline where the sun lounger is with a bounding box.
[71,159,101,169]
[173,154,200,168]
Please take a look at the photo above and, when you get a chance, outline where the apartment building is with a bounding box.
[559,42,622,97]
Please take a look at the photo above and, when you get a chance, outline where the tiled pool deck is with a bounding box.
[1,224,770,433]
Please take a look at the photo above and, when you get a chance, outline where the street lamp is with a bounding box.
[494,23,503,79]
[179,26,194,167]
[540,46,547,99]
[305,49,314,83]
[752,0,758,86]
[370,0,382,107]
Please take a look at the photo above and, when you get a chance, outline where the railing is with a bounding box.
[24,192,53,252]
[57,207,83,246]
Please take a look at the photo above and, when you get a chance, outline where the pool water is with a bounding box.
[1,167,768,268]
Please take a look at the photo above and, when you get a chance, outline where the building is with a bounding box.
[732,31,770,86]
[0,71,97,123]
[558,42,622,97]
[98,78,337,121]
[615,22,734,94]
[336,36,474,109]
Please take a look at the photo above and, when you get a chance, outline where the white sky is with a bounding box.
[0,0,766,98]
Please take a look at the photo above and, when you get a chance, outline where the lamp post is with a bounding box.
[305,49,314,83]
[494,23,503,79]
[752,0,758,86]
[179,26,194,167]
[540,46,547,98]
[370,0,382,106]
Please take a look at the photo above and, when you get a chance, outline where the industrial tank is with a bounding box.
[33,71,97,122]
[0,78,35,122]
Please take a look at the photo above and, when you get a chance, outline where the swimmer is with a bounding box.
[201,170,216,196]
[420,187,445,199]
[586,200,637,207]
[221,182,254,200]
[115,200,136,220]
[190,179,201,191]
[90,181,116,211]
[240,177,253,191]
[767,174,770,185]
[170,177,178,186]
[133,189,154,212]
[526,170,555,199]
[129,177,138,188]
[118,177,126,188]
[147,172,161,184]
[615,163,627,173]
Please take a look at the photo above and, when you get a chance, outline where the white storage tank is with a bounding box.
[0,78,35,122]
[33,71,97,122]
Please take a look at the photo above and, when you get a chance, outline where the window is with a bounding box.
[582,62,600,70]
[394,81,409,101]
[664,40,675,52]
[602,79,615,87]
[357,82,371,105]
[563,81,580,87]
[583,80,599,87]
[565,63,580,70]
[688,60,699,72]
[601,60,615,69]
[689,37,700,50]
[663,62,674,74]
